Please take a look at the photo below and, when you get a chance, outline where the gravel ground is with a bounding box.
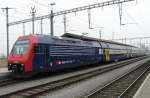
[37,58,150,98]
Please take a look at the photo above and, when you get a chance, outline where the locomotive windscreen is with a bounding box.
[11,40,29,55]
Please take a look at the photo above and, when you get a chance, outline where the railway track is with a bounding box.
[0,56,147,98]
[0,56,145,88]
[0,78,21,87]
[84,58,150,98]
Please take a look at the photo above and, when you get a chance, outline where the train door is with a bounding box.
[105,48,110,62]
[33,44,44,71]
[101,42,108,63]
[43,45,49,69]
[98,48,103,62]
[97,41,103,63]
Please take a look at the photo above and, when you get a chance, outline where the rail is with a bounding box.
[84,59,150,98]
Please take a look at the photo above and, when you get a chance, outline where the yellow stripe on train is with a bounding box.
[105,48,110,62]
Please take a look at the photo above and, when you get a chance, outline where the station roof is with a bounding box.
[62,33,135,47]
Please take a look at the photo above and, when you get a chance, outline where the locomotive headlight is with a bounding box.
[20,64,24,71]
[8,64,11,70]
[8,64,11,67]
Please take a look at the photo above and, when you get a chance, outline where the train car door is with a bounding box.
[44,45,49,67]
[105,48,110,62]
[97,41,103,63]
[101,42,108,63]
[33,44,45,72]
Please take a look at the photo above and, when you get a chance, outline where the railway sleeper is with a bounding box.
[8,95,22,98]
[26,90,38,94]
[96,94,116,98]
[40,87,51,91]
[102,87,127,91]
[31,89,43,92]
[14,92,31,97]
[101,89,125,93]
[100,91,123,95]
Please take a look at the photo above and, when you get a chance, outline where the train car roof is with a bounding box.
[62,33,136,47]
[34,34,99,47]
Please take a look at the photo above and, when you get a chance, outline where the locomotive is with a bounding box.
[8,33,146,74]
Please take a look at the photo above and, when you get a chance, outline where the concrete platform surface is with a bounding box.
[0,67,10,79]
[0,67,8,73]
[133,73,150,98]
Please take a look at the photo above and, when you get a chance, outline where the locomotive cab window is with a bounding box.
[11,40,29,55]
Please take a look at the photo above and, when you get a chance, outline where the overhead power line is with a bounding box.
[31,0,50,8]
[114,36,150,40]
[8,0,135,26]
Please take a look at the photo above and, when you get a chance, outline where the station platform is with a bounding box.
[133,73,150,98]
[0,67,8,73]
[0,67,10,79]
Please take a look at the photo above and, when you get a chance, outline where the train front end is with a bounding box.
[8,35,38,73]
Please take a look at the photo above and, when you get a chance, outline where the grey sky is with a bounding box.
[0,0,150,55]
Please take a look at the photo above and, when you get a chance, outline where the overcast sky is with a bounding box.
[0,0,150,55]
